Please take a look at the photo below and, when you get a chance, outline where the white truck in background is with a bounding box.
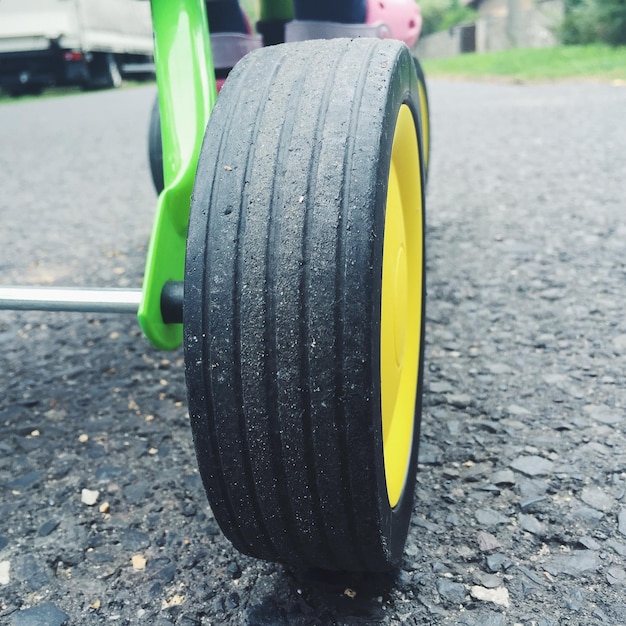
[0,0,154,95]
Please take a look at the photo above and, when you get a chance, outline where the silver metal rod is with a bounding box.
[0,286,142,314]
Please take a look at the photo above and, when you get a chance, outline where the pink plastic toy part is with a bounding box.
[366,0,422,48]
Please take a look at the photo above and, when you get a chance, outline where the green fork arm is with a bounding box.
[139,0,296,350]
[138,0,217,350]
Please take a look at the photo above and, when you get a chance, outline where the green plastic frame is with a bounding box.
[139,0,295,350]
[138,0,215,350]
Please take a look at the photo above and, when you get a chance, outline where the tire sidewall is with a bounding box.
[369,45,426,564]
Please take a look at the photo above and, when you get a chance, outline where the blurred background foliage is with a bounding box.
[560,0,626,46]
[419,0,477,36]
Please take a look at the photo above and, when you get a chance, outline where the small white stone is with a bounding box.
[0,560,10,585]
[470,585,510,608]
[81,488,100,506]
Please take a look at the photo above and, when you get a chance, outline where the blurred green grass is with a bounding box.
[421,45,626,82]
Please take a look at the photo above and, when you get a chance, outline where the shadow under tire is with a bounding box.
[184,38,426,572]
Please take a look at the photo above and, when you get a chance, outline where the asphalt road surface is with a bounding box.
[1,76,626,625]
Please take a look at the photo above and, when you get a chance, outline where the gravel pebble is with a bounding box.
[544,551,600,577]
[461,613,507,626]
[518,513,546,536]
[510,456,554,477]
[0,560,10,585]
[485,553,506,573]
[445,394,472,409]
[491,470,515,486]
[581,487,614,512]
[475,573,502,589]
[606,567,626,587]
[436,579,467,605]
[565,588,585,612]
[507,404,531,417]
[477,531,502,554]
[608,539,626,556]
[618,507,626,537]
[7,470,42,490]
[132,555,147,571]
[11,603,69,626]
[476,509,509,527]
[122,529,151,551]
[227,561,242,580]
[37,520,59,537]
[469,585,510,608]
[583,404,622,425]
[12,555,49,591]
[578,536,602,551]
[81,488,99,506]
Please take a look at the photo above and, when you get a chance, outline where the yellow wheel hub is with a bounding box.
[381,104,423,508]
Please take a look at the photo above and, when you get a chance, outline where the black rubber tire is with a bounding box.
[7,84,44,97]
[148,95,164,194]
[86,53,122,90]
[184,38,426,572]
[413,55,431,181]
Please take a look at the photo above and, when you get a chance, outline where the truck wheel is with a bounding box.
[148,95,164,194]
[413,56,430,180]
[87,53,122,90]
[7,84,44,97]
[184,38,426,572]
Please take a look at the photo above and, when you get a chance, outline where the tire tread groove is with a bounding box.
[231,51,289,560]
[335,40,383,570]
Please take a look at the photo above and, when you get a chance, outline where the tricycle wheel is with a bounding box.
[86,53,122,90]
[184,38,426,572]
[413,55,431,180]
[148,95,164,194]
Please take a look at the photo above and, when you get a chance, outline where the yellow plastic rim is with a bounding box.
[380,104,423,509]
